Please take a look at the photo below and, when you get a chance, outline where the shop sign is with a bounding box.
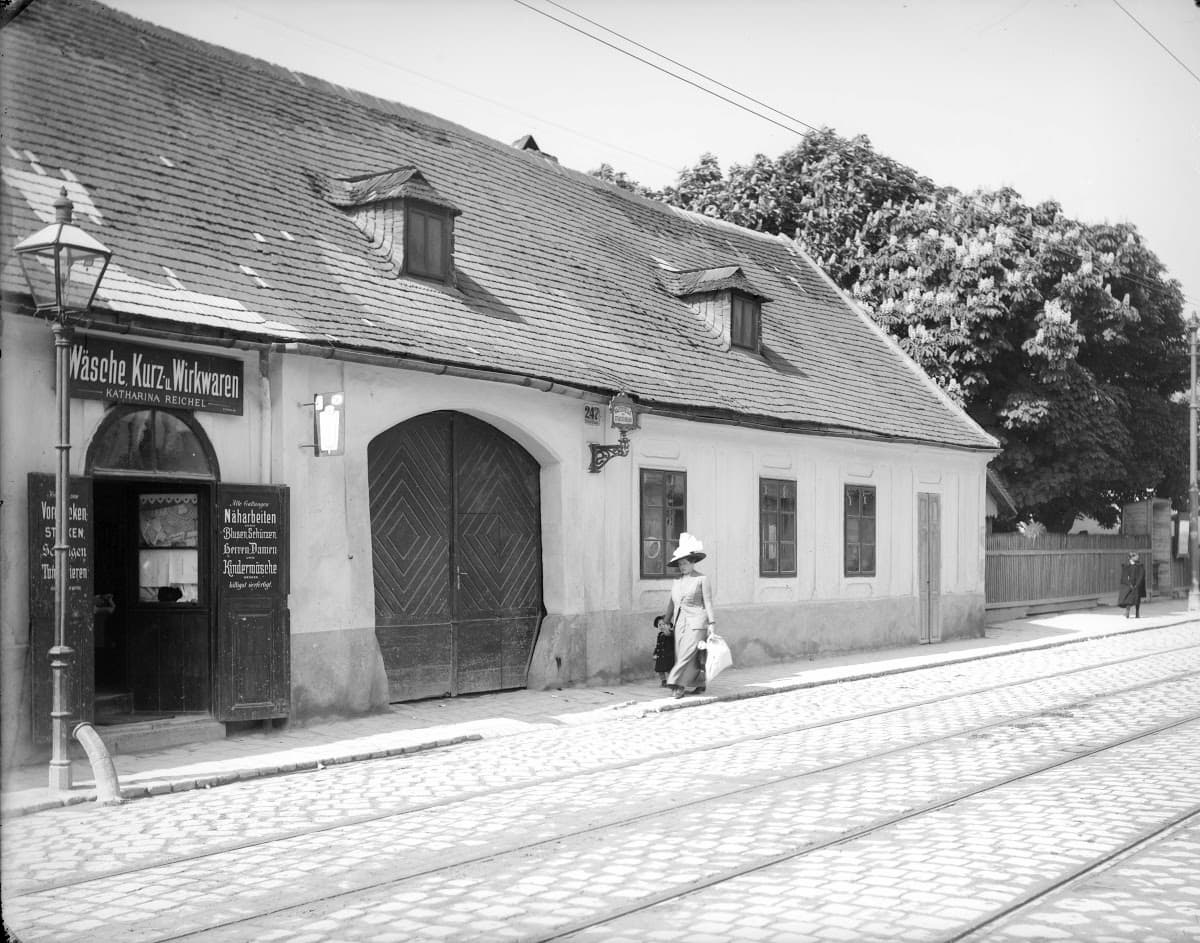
[69,335,244,415]
[217,486,287,596]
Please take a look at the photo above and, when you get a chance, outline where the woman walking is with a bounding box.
[663,533,716,699]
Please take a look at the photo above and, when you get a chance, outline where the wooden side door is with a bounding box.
[918,491,942,644]
[214,484,290,721]
[27,474,94,742]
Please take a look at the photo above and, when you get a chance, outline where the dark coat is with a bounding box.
[653,629,675,673]
[1118,561,1146,607]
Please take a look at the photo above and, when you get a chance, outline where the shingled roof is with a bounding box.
[0,0,996,451]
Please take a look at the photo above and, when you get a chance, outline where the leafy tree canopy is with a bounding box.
[594,131,1189,532]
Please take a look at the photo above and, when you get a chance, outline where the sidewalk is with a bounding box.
[3,599,1195,819]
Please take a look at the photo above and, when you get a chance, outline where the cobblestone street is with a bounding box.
[3,622,1198,942]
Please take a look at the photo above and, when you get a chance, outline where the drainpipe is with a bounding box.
[71,723,122,805]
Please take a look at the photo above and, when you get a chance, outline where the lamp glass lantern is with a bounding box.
[14,188,112,315]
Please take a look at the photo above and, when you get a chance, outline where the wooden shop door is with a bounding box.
[368,411,542,702]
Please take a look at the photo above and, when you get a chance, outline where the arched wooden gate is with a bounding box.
[368,411,543,701]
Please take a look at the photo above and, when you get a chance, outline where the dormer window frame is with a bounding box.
[730,290,762,353]
[403,198,455,284]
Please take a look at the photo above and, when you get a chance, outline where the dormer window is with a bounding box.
[316,166,460,284]
[657,263,771,354]
[405,202,451,281]
[730,292,761,351]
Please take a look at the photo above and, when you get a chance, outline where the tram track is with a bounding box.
[8,640,1200,901]
[7,661,1200,943]
[947,804,1200,942]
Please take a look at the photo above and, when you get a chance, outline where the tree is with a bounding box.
[655,130,1188,531]
[588,163,658,199]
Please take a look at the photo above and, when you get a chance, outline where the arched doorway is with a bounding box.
[368,411,543,701]
[87,407,219,720]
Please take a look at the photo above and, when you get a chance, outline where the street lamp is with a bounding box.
[1189,311,1200,613]
[14,187,112,791]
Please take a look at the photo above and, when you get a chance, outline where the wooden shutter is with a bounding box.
[27,474,94,743]
[215,484,290,721]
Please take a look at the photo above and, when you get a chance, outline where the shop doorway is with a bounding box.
[368,411,543,702]
[87,408,219,723]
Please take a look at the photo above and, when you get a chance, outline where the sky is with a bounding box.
[98,0,1200,315]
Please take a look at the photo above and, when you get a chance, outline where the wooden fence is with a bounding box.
[985,533,1152,619]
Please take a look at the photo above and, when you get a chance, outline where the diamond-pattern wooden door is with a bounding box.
[368,412,542,701]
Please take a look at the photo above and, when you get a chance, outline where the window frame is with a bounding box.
[403,200,453,282]
[730,292,761,352]
[759,477,797,577]
[844,484,877,577]
[639,467,687,579]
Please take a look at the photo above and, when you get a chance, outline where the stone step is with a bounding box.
[71,715,226,758]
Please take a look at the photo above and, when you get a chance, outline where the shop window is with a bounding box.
[845,484,877,577]
[88,408,217,477]
[138,493,200,603]
[760,478,797,576]
[641,468,686,578]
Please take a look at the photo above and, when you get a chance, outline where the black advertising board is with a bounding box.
[69,334,244,415]
[217,485,288,596]
[27,473,94,742]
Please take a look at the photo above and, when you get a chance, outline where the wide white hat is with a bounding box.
[669,532,706,565]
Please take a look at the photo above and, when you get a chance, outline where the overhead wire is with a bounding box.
[515,0,1196,308]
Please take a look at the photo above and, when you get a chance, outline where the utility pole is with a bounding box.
[1190,312,1199,612]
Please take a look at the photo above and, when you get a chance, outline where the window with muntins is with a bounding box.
[405,203,450,280]
[641,469,687,578]
[731,293,761,351]
[844,485,877,577]
[760,478,797,576]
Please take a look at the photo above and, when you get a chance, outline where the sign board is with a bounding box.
[217,487,287,596]
[27,473,94,742]
[69,334,244,415]
[583,404,601,425]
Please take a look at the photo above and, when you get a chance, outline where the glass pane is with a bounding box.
[762,488,779,513]
[153,411,211,474]
[426,214,445,275]
[862,518,876,544]
[642,472,664,507]
[861,544,876,573]
[846,488,861,516]
[666,510,685,542]
[846,518,860,543]
[407,210,428,274]
[761,541,777,574]
[846,542,860,573]
[781,542,796,573]
[862,488,876,518]
[138,493,199,603]
[780,513,795,541]
[642,539,664,575]
[90,409,212,476]
[781,484,796,512]
[642,508,663,540]
[665,474,686,507]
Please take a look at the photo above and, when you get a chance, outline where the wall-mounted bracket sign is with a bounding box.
[69,334,244,415]
[299,391,345,456]
[588,392,639,473]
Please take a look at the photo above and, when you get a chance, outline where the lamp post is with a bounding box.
[14,187,112,791]
[1190,311,1200,613]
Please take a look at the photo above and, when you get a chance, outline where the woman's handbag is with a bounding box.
[704,633,733,682]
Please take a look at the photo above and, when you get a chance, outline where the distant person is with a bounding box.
[1119,551,1146,618]
[662,533,715,699]
[652,615,674,686]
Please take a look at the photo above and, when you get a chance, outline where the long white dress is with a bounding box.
[666,572,714,689]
